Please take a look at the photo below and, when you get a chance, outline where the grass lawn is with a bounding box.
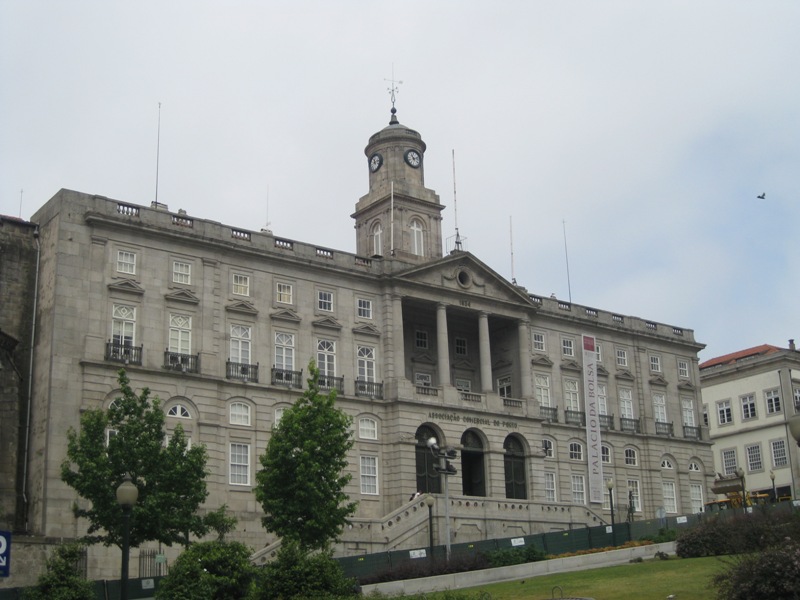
[437,556,728,600]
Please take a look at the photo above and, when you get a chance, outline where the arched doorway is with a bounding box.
[504,434,527,499]
[415,425,441,494]
[461,430,486,497]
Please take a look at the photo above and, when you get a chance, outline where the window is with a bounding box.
[689,461,700,472]
[167,404,190,418]
[504,436,527,500]
[372,222,383,256]
[571,475,586,504]
[721,449,737,475]
[653,393,667,423]
[795,387,800,410]
[542,439,554,458]
[544,472,557,502]
[627,480,641,512]
[562,338,575,357]
[497,375,512,398]
[624,448,638,466]
[357,346,376,382]
[662,481,677,513]
[601,445,611,464]
[229,443,250,485]
[415,372,432,387]
[318,290,333,312]
[690,483,704,514]
[717,399,732,425]
[569,442,583,461]
[276,282,293,304]
[650,355,662,373]
[746,444,763,471]
[702,404,709,427]
[274,407,286,427]
[598,384,608,415]
[415,330,428,349]
[455,337,467,356]
[682,398,696,427]
[616,348,628,367]
[535,374,551,407]
[230,402,250,426]
[455,378,471,392]
[595,343,603,362]
[410,218,424,256]
[603,476,614,510]
[771,439,788,467]
[564,379,580,411]
[230,325,251,364]
[117,250,136,274]
[172,261,191,284]
[359,417,377,440]
[360,456,378,495]
[169,314,192,355]
[619,388,634,419]
[678,359,690,378]
[232,273,249,296]
[274,332,295,371]
[357,298,372,319]
[765,389,781,414]
[533,332,546,352]
[661,458,674,469]
[112,304,136,346]
[741,394,757,420]
[317,340,336,376]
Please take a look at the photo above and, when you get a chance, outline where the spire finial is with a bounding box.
[385,66,402,124]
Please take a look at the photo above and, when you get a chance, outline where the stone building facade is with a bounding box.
[7,108,713,582]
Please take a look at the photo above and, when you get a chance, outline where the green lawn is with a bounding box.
[432,556,728,600]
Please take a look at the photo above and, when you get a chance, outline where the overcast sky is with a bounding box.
[2,1,798,362]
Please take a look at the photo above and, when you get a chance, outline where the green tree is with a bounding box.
[23,543,95,600]
[254,360,357,551]
[61,369,209,548]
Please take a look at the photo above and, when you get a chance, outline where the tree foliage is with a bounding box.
[23,543,95,600]
[254,360,357,551]
[61,369,209,548]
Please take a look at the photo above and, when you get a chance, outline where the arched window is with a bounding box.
[569,441,583,461]
[461,430,486,497]
[504,435,527,499]
[359,417,378,440]
[542,438,554,458]
[661,458,674,469]
[415,425,441,494]
[689,461,700,472]
[601,444,611,464]
[167,404,191,419]
[372,222,383,256]
[410,218,424,256]
[625,448,638,466]
[229,402,250,426]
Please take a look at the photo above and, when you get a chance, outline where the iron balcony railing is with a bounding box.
[539,406,558,422]
[272,367,303,388]
[600,414,615,430]
[620,417,641,434]
[163,350,200,373]
[318,373,344,393]
[655,421,674,436]
[565,409,586,426]
[683,425,701,440]
[105,341,143,366]
[226,361,259,382]
[355,380,383,399]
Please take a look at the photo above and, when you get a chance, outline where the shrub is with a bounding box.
[712,539,800,600]
[640,528,677,544]
[676,518,732,558]
[358,551,490,585]
[23,543,95,600]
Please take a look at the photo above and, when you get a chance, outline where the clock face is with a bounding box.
[369,153,383,173]
[404,149,421,168]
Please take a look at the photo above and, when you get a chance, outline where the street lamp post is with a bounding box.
[424,495,435,564]
[427,437,457,562]
[736,467,746,514]
[606,479,615,546]
[770,470,777,502]
[116,474,139,600]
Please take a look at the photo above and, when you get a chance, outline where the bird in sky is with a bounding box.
[757,193,766,199]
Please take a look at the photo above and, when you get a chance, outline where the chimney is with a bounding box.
[789,339,796,351]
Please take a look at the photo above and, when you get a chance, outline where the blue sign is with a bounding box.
[0,530,9,577]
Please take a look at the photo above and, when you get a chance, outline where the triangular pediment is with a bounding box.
[393,252,535,306]
[270,308,301,323]
[165,288,200,305]
[678,380,696,391]
[597,364,609,377]
[531,354,553,367]
[649,374,669,386]
[493,358,512,370]
[107,279,144,296]
[453,357,475,370]
[411,352,436,365]
[352,323,381,337]
[312,316,342,330]
[226,300,258,315]
[615,369,635,381]
[560,359,582,372]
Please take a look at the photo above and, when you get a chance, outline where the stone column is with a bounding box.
[392,294,405,381]
[518,319,532,399]
[436,303,450,387]
[478,312,493,393]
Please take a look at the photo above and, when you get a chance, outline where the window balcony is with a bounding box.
[105,341,143,366]
[503,397,523,409]
[460,391,484,403]
[163,350,200,374]
[620,417,641,433]
[355,379,383,399]
[227,361,259,383]
[683,425,701,440]
[317,373,344,393]
[655,421,674,436]
[272,367,303,388]
[565,409,586,426]
[600,414,615,430]
[540,406,558,422]
[416,385,439,397]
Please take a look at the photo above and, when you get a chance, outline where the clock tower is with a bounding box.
[352,107,444,262]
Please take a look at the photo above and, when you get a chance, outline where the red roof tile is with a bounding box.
[700,344,782,369]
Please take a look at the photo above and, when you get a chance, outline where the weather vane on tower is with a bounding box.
[385,67,402,122]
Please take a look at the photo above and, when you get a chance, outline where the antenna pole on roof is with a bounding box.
[510,216,516,284]
[155,102,162,204]
[563,219,573,303]
[452,150,462,251]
